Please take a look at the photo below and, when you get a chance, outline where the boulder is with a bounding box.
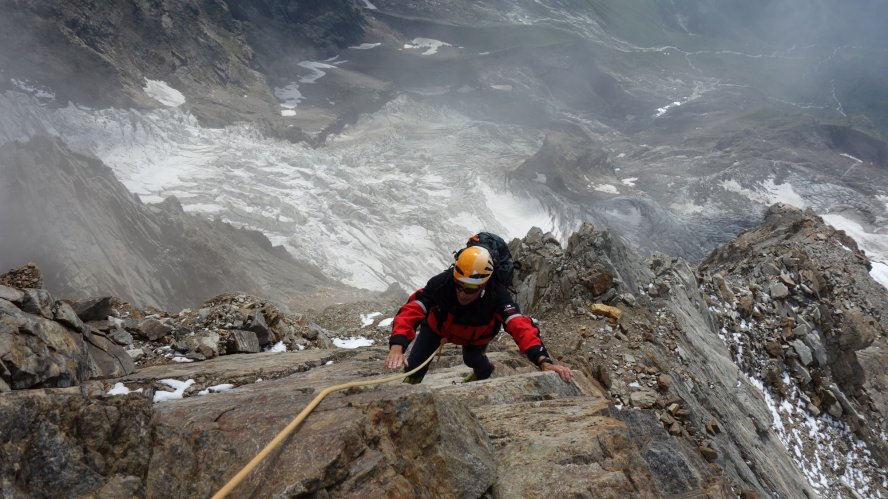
[0,299,88,389]
[245,310,274,346]
[69,296,116,322]
[85,331,135,378]
[225,330,261,354]
[591,303,622,322]
[136,318,172,341]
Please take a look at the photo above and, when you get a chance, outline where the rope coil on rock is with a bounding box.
[211,339,448,499]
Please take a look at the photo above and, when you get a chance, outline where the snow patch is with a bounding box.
[360,311,382,327]
[349,43,381,50]
[377,317,394,328]
[298,61,337,84]
[593,184,619,194]
[404,38,452,56]
[621,177,638,187]
[265,341,287,353]
[10,78,55,101]
[107,382,143,396]
[822,214,888,290]
[274,83,303,110]
[198,384,235,396]
[143,80,185,107]
[720,176,807,209]
[671,201,705,215]
[654,100,682,118]
[153,378,195,403]
[333,336,374,349]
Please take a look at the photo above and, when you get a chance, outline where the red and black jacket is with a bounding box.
[389,270,550,364]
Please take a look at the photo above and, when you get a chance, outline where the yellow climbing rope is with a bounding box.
[211,339,448,499]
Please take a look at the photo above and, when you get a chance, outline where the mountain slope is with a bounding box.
[0,135,365,310]
[4,207,886,497]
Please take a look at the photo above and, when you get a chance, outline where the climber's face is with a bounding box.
[455,282,483,305]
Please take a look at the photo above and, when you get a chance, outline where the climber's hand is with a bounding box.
[385,345,408,369]
[542,362,572,383]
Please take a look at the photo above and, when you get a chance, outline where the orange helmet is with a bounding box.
[453,246,494,287]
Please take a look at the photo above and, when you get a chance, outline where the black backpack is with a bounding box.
[455,232,519,287]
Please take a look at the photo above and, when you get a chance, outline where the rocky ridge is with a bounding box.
[2,205,888,497]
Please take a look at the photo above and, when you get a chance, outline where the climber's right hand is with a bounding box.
[385,345,408,369]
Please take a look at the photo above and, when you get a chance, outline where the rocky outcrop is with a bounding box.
[0,136,366,310]
[509,214,887,497]
[697,204,888,491]
[0,265,133,391]
[510,223,652,315]
[3,210,887,498]
[699,204,886,397]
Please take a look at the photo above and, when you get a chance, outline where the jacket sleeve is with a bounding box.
[497,294,550,364]
[389,286,434,349]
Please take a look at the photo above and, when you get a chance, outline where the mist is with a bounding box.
[1,0,887,306]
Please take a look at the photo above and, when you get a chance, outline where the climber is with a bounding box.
[384,245,571,383]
